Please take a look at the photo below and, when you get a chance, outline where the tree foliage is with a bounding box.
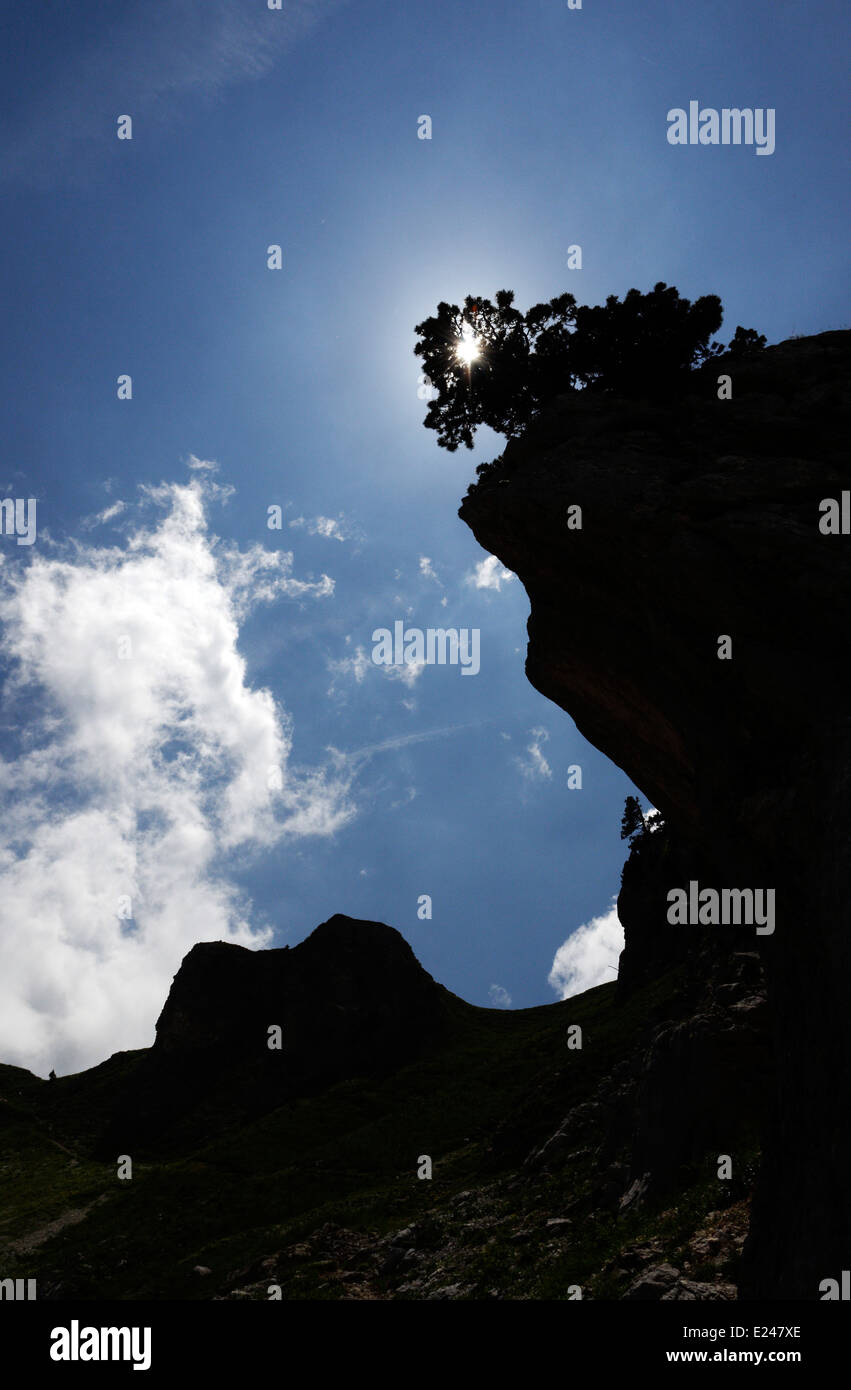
[620,796,665,850]
[620,795,647,841]
[413,282,766,451]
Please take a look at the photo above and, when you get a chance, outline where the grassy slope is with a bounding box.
[0,970,755,1299]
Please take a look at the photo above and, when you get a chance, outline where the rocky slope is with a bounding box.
[460,329,851,1298]
[2,905,766,1300]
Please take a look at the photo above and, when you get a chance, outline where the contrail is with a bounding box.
[342,721,487,767]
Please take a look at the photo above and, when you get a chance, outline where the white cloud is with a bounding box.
[0,476,354,1077]
[222,543,334,616]
[488,983,512,1009]
[419,556,442,586]
[548,901,624,1000]
[327,641,424,694]
[327,644,371,692]
[81,500,127,531]
[386,660,425,688]
[289,514,351,542]
[467,555,515,591]
[515,727,552,781]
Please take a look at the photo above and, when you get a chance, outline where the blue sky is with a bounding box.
[0,0,847,1075]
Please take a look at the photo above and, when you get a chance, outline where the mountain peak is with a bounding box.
[102,915,452,1152]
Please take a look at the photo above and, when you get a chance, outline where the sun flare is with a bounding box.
[456,323,480,366]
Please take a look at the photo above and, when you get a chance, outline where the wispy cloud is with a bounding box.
[548,901,624,1000]
[515,727,552,782]
[289,514,353,542]
[81,500,127,531]
[327,642,371,692]
[385,659,425,688]
[327,640,423,696]
[419,556,443,586]
[488,983,512,1008]
[2,0,350,188]
[0,474,353,1076]
[344,722,479,765]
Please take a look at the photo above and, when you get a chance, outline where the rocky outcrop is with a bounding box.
[98,914,456,1153]
[460,330,851,1298]
[614,828,771,1199]
[523,836,771,1216]
[154,914,450,1062]
[616,828,697,998]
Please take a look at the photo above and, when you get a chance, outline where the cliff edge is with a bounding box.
[460,329,851,1298]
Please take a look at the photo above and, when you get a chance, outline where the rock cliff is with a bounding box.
[460,329,851,1298]
[98,914,455,1153]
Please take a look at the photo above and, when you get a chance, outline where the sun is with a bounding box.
[456,322,480,366]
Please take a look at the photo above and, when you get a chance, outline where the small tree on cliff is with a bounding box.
[620,797,664,856]
[413,282,765,451]
[620,795,647,842]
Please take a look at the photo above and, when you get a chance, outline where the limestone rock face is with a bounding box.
[460,330,851,1298]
